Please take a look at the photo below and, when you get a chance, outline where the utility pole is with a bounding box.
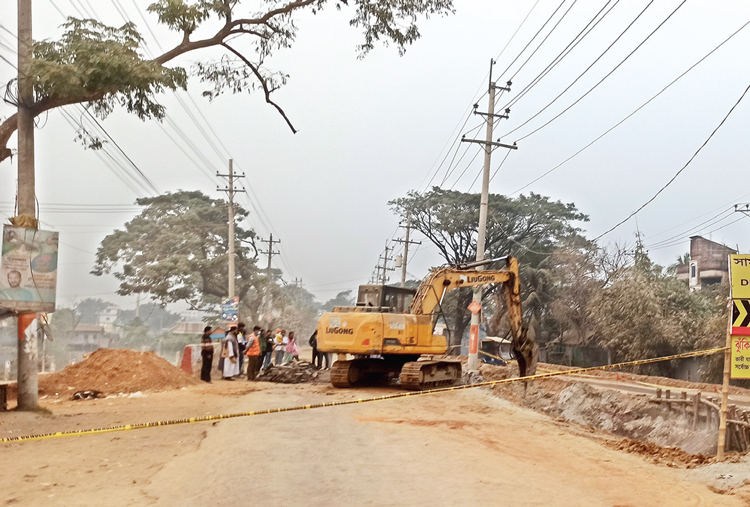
[13,0,38,410]
[734,204,750,218]
[461,59,516,371]
[259,234,281,322]
[217,159,245,299]
[376,243,394,285]
[394,213,421,287]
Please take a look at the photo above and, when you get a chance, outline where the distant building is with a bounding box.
[676,236,736,290]
[170,310,212,336]
[169,322,206,336]
[98,306,120,334]
[68,324,110,353]
[179,310,209,323]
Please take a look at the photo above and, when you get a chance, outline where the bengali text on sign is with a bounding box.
[731,335,750,379]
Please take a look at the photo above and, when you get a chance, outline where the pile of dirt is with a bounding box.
[256,362,330,384]
[35,348,199,397]
[605,437,711,467]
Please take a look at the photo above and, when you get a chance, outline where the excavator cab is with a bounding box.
[334,285,416,314]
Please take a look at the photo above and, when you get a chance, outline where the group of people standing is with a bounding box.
[200,323,325,382]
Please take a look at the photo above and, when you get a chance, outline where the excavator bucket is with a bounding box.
[511,325,538,377]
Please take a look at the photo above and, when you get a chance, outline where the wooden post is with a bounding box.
[666,390,671,412]
[681,391,687,415]
[693,392,700,430]
[656,388,662,400]
[718,320,731,460]
[735,406,747,452]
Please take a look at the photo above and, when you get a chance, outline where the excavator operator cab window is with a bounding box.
[356,285,416,313]
[381,287,417,313]
[360,292,380,308]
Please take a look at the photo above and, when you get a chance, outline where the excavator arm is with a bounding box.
[410,256,538,376]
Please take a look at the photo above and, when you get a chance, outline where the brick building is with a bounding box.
[676,236,736,290]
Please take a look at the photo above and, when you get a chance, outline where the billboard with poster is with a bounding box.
[0,225,59,313]
[220,296,239,324]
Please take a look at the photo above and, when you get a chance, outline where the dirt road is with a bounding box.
[1,381,748,506]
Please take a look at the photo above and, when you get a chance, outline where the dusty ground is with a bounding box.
[2,377,750,507]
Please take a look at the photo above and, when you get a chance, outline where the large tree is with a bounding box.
[390,187,588,347]
[92,190,262,312]
[0,0,454,163]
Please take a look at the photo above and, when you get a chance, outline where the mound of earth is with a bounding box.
[36,348,199,397]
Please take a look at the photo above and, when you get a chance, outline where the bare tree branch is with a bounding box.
[222,42,297,134]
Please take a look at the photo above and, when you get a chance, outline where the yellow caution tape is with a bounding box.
[0,346,727,444]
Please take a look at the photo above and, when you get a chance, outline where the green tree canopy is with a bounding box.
[0,0,455,162]
[322,290,355,311]
[92,190,261,311]
[389,187,589,346]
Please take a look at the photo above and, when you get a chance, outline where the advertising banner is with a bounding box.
[220,296,239,324]
[0,226,59,313]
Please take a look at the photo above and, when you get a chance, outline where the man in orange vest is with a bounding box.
[245,325,262,380]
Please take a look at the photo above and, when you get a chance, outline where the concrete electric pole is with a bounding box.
[394,213,420,288]
[259,234,281,322]
[217,159,245,298]
[13,0,39,410]
[376,243,394,285]
[461,59,516,371]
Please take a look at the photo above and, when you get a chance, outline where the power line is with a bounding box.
[508,17,750,196]
[645,209,735,249]
[58,108,145,195]
[510,0,686,142]
[495,0,568,82]
[505,0,619,111]
[501,0,658,138]
[506,0,579,82]
[647,216,746,251]
[594,81,750,241]
[78,106,159,195]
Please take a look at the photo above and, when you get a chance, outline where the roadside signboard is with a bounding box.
[467,300,482,315]
[730,255,750,299]
[0,225,58,313]
[220,296,239,324]
[730,335,750,379]
[728,255,750,378]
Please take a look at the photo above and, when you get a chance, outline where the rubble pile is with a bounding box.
[37,348,199,397]
[256,362,330,384]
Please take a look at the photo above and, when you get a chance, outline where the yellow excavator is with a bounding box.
[316,256,538,390]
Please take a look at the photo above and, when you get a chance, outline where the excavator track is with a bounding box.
[331,360,358,388]
[399,360,462,391]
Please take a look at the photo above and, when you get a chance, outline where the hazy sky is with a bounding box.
[1,0,749,313]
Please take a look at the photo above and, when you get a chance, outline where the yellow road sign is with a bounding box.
[732,300,750,334]
[731,335,750,379]
[730,255,750,299]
